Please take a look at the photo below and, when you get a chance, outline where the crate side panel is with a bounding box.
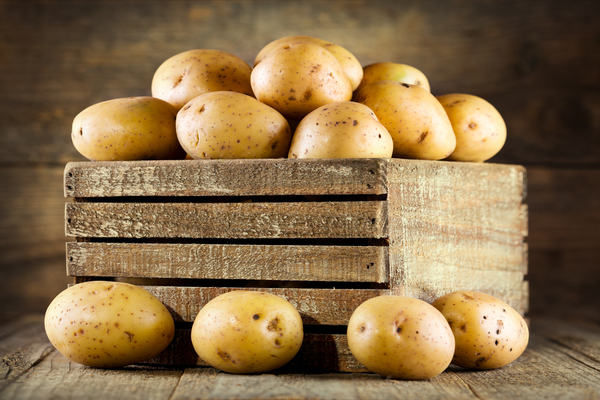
[385,160,528,313]
[142,286,390,325]
[64,159,388,198]
[65,201,388,239]
[145,330,366,372]
[67,242,389,283]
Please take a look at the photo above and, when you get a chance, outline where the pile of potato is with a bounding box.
[71,35,506,163]
[45,283,528,379]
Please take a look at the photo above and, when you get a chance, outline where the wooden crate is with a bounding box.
[64,158,528,372]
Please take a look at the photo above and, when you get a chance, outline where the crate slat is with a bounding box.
[64,158,388,198]
[65,201,388,239]
[142,286,390,325]
[67,242,389,283]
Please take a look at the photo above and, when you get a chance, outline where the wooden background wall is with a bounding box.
[1,0,598,323]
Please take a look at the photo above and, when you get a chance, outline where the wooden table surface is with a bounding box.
[1,315,599,400]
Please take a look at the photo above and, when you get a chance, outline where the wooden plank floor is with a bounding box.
[1,315,599,400]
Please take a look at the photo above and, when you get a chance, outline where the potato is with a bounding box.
[347,295,455,380]
[354,62,431,94]
[71,96,186,161]
[251,42,353,121]
[431,290,529,370]
[191,291,303,374]
[151,49,254,110]
[436,93,507,162]
[354,80,456,160]
[44,281,175,368]
[176,91,292,159]
[254,35,363,91]
[288,101,393,159]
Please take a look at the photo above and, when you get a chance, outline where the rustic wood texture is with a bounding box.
[65,200,388,239]
[0,0,599,333]
[2,315,600,399]
[67,242,389,283]
[61,158,528,367]
[64,159,528,325]
[0,166,73,323]
[525,167,600,321]
[141,286,389,325]
[64,159,388,197]
[385,160,528,314]
[1,1,598,166]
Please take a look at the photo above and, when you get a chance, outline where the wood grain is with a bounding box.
[1,1,598,165]
[65,201,388,239]
[0,166,72,323]
[2,348,184,400]
[0,315,55,392]
[1,0,599,339]
[64,159,388,198]
[384,160,528,314]
[3,315,600,399]
[67,242,389,283]
[141,286,389,325]
[64,158,528,326]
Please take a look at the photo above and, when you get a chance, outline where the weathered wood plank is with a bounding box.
[141,286,390,325]
[0,348,184,400]
[0,315,55,392]
[65,201,388,239]
[384,161,528,314]
[168,367,480,400]
[2,316,600,399]
[67,242,389,283]
[446,334,600,399]
[64,159,388,198]
[0,166,72,323]
[524,167,600,320]
[2,1,599,165]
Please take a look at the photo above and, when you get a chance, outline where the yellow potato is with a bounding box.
[436,93,507,162]
[191,291,303,374]
[354,62,431,94]
[176,91,292,159]
[288,101,393,159]
[251,42,353,121]
[254,35,363,91]
[151,49,254,110]
[347,295,455,380]
[354,80,456,160]
[71,97,186,161]
[431,290,529,370]
[44,281,175,368]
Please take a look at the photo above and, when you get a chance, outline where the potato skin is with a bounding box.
[71,96,186,161]
[347,296,455,380]
[354,81,456,160]
[436,93,507,162]
[254,35,363,91]
[44,281,175,368]
[251,42,353,121]
[151,49,254,110]
[288,101,393,159]
[176,91,292,159]
[431,290,529,370]
[354,62,431,94]
[191,291,303,374]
